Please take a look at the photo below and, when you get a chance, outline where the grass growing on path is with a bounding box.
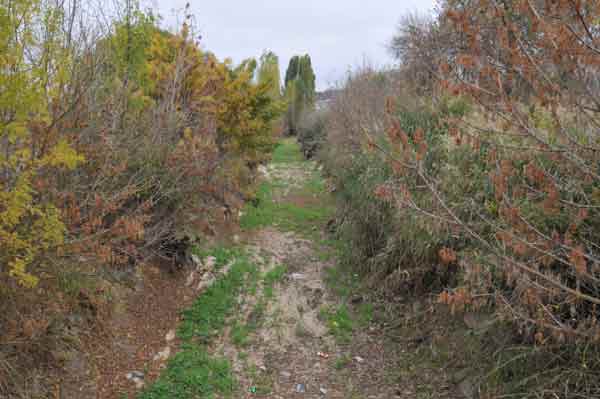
[270,139,304,163]
[240,139,334,234]
[138,249,256,399]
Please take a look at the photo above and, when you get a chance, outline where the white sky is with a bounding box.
[152,0,437,90]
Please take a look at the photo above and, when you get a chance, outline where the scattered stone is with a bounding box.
[185,271,196,287]
[126,371,144,380]
[290,273,305,280]
[319,387,328,395]
[353,356,365,363]
[165,330,176,342]
[197,276,215,291]
[258,165,269,176]
[126,370,145,388]
[153,346,171,362]
[280,371,292,378]
[295,383,306,393]
[259,365,267,372]
[191,254,201,267]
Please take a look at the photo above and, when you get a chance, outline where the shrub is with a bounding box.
[297,109,328,159]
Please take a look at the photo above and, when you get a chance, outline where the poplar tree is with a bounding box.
[257,50,282,101]
[284,54,316,135]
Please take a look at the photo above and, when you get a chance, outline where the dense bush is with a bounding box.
[321,70,460,293]
[320,1,600,396]
[0,2,282,397]
[297,109,328,159]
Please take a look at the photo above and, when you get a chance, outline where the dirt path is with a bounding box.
[199,140,453,399]
[115,139,457,399]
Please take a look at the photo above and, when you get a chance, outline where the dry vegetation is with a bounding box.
[0,1,283,397]
[298,1,600,397]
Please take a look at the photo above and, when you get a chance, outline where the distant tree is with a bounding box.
[284,54,316,135]
[257,50,282,100]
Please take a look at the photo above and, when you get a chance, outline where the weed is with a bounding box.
[335,355,351,370]
[357,303,374,327]
[191,246,241,270]
[231,322,252,348]
[320,304,354,344]
[263,265,287,299]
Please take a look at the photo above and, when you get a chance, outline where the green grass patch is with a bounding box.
[357,303,374,327]
[138,345,235,399]
[263,265,287,299]
[178,257,255,342]
[191,246,241,271]
[320,304,354,344]
[240,180,332,234]
[231,322,252,347]
[139,249,257,399]
[241,138,334,236]
[323,264,360,299]
[335,354,352,370]
[271,139,303,163]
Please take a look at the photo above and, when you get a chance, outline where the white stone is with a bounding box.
[185,271,196,287]
[165,330,176,342]
[153,346,171,362]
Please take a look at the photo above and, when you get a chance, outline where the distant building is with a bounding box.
[314,89,339,111]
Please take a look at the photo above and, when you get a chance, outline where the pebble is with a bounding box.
[295,383,306,393]
[185,271,196,286]
[191,254,201,267]
[165,330,176,342]
[153,346,171,362]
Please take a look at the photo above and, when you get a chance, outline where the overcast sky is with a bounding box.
[153,1,437,91]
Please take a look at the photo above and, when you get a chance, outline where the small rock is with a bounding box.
[259,365,267,372]
[126,371,144,380]
[126,370,145,389]
[165,330,176,342]
[290,273,305,280]
[153,346,171,362]
[185,271,196,287]
[353,356,365,363]
[320,387,328,395]
[191,254,201,267]
[280,371,291,378]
